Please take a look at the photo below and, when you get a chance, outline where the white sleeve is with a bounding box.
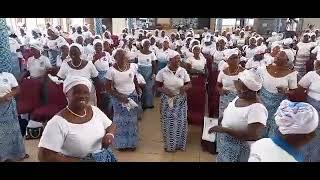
[44,57,52,68]
[248,142,262,162]
[57,62,68,79]
[311,46,319,54]
[183,69,191,83]
[155,70,164,82]
[217,71,223,83]
[247,104,268,126]
[151,52,157,61]
[93,106,112,129]
[288,71,298,89]
[298,72,312,88]
[89,62,99,78]
[185,57,192,64]
[105,68,114,81]
[245,60,252,69]
[137,73,146,85]
[38,116,67,153]
[8,73,18,88]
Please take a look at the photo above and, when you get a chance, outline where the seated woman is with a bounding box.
[185,45,207,125]
[38,76,116,162]
[155,51,192,152]
[106,49,140,151]
[209,69,267,162]
[298,60,320,162]
[56,43,70,68]
[249,100,318,162]
[57,43,100,106]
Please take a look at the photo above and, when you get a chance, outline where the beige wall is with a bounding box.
[156,18,171,25]
[210,18,216,31]
[302,18,320,29]
[112,18,127,35]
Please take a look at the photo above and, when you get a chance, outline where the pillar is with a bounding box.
[216,18,223,32]
[112,18,126,35]
[0,18,12,73]
[94,18,103,36]
[210,18,216,32]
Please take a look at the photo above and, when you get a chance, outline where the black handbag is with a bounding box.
[26,127,44,140]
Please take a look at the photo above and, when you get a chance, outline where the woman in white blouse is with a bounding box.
[106,49,140,151]
[38,76,116,162]
[0,71,28,162]
[155,51,191,152]
[209,69,267,162]
[260,50,298,138]
[156,37,173,72]
[56,43,70,68]
[136,39,157,109]
[298,60,320,162]
[57,43,99,106]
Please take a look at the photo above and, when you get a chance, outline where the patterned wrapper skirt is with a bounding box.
[260,87,286,138]
[160,94,188,152]
[0,99,26,162]
[187,74,206,126]
[300,96,320,162]
[219,91,237,118]
[82,148,117,162]
[111,91,139,149]
[216,133,250,162]
[294,55,309,80]
[48,49,59,66]
[138,65,154,108]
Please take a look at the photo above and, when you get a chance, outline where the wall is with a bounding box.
[156,18,170,25]
[112,18,127,35]
[302,18,320,29]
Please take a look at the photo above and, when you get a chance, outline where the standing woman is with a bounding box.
[106,49,139,151]
[0,71,28,162]
[44,27,68,66]
[57,43,99,106]
[136,39,157,109]
[156,37,173,72]
[209,69,267,162]
[155,51,191,152]
[217,49,245,118]
[298,60,320,162]
[38,76,117,162]
[295,33,315,80]
[185,45,207,125]
[260,50,298,138]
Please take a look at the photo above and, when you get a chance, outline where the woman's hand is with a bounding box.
[102,133,114,148]
[218,89,229,96]
[208,126,225,134]
[179,85,188,95]
[118,94,129,103]
[162,87,175,97]
[0,94,13,103]
[277,86,288,95]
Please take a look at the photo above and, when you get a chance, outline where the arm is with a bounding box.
[38,148,80,162]
[151,61,157,76]
[0,86,20,103]
[105,79,129,103]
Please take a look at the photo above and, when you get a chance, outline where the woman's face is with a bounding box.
[69,46,81,60]
[218,40,226,48]
[161,31,165,37]
[47,29,54,37]
[272,46,281,55]
[114,50,128,64]
[205,41,212,46]
[94,43,103,53]
[275,51,288,66]
[150,38,156,45]
[257,39,263,45]
[227,54,240,67]
[104,33,110,39]
[76,36,84,45]
[143,40,151,49]
[67,84,90,110]
[314,60,320,71]
[163,41,170,49]
[169,56,181,70]
[234,79,250,98]
[103,41,111,50]
[61,45,69,56]
[303,35,310,42]
[250,38,256,45]
[193,46,201,57]
[240,32,245,37]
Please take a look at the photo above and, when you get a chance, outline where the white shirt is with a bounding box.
[56,55,71,68]
[237,38,246,47]
[106,63,138,95]
[9,37,21,53]
[245,46,257,59]
[38,106,112,158]
[222,97,268,130]
[137,73,146,85]
[211,50,225,64]
[262,67,298,94]
[0,72,18,97]
[83,31,93,40]
[124,45,138,60]
[298,71,320,101]
[87,52,113,72]
[156,48,174,62]
[27,55,52,78]
[296,42,314,57]
[83,44,95,57]
[217,69,239,92]
[136,51,157,66]
[249,138,298,162]
[57,61,99,80]
[202,44,216,55]
[46,36,68,51]
[311,45,320,60]
[149,45,159,55]
[185,56,206,71]
[156,66,190,96]
[245,58,272,69]
[218,61,229,71]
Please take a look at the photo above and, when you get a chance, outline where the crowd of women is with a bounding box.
[0,23,319,162]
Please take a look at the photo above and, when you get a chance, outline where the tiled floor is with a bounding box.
[23,98,216,162]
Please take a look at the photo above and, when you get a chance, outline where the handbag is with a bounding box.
[202,117,218,142]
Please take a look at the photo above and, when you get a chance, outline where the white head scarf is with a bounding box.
[255,46,266,55]
[70,43,84,55]
[32,28,41,34]
[249,37,257,42]
[63,76,92,94]
[161,36,170,44]
[189,39,200,49]
[192,45,201,52]
[29,41,43,52]
[272,32,277,36]
[223,48,239,60]
[58,41,69,49]
[204,35,212,43]
[238,69,263,91]
[48,26,59,35]
[168,50,180,59]
[275,100,319,135]
[282,38,293,46]
[93,39,103,47]
[104,39,113,45]
[281,49,295,62]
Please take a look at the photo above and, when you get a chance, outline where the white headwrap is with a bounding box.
[303,33,310,37]
[32,28,41,34]
[189,39,200,49]
[255,46,266,55]
[238,69,263,91]
[271,42,282,49]
[192,45,201,52]
[282,38,293,45]
[48,26,59,35]
[168,51,180,59]
[272,32,277,36]
[70,43,84,55]
[204,35,211,43]
[58,41,69,49]
[63,76,92,94]
[29,41,43,52]
[217,36,227,44]
[93,39,103,47]
[161,36,170,44]
[310,32,316,37]
[104,39,113,45]
[249,37,257,42]
[223,48,239,60]
[275,100,319,135]
[281,49,295,62]
[256,36,264,41]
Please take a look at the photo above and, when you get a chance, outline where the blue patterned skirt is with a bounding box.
[111,91,139,149]
[216,133,250,162]
[260,87,286,138]
[138,65,154,108]
[300,96,320,162]
[82,148,117,162]
[0,99,26,162]
[219,91,237,118]
[160,94,188,151]
[48,49,59,66]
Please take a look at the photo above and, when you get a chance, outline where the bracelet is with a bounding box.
[106,133,114,139]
